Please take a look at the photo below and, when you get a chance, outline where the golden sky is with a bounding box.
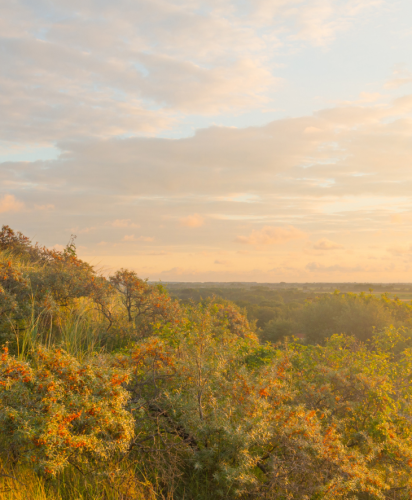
[1,0,412,282]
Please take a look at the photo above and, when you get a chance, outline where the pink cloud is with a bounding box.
[180,214,205,228]
[0,194,25,214]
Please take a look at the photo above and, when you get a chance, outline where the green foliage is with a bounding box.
[115,311,412,498]
[289,328,412,497]
[3,226,412,499]
[0,259,32,343]
[0,226,97,350]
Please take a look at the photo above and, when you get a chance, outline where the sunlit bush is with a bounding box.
[0,346,134,476]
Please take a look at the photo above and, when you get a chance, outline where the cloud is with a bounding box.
[0,0,384,146]
[35,203,54,210]
[305,262,365,273]
[0,194,25,214]
[214,259,230,265]
[78,227,96,234]
[313,239,344,250]
[390,214,403,224]
[386,244,412,256]
[337,92,384,106]
[11,91,411,205]
[385,78,412,89]
[385,66,412,89]
[123,235,137,242]
[236,226,306,246]
[180,214,204,228]
[3,83,412,281]
[244,0,382,46]
[123,234,154,242]
[0,1,276,144]
[3,92,412,283]
[109,219,140,228]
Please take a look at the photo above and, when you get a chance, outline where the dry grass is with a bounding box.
[0,461,158,500]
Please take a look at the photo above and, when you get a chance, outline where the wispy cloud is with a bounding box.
[0,0,384,146]
[109,219,140,228]
[305,262,366,273]
[385,66,412,89]
[312,239,344,250]
[236,226,306,246]
[214,259,231,266]
[180,214,204,228]
[123,235,154,242]
[386,244,412,256]
[35,203,54,211]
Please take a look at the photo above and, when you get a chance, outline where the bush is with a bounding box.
[0,346,134,476]
[289,328,412,497]
[113,303,412,499]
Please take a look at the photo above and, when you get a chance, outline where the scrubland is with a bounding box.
[2,225,412,499]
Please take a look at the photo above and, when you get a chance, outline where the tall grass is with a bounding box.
[0,463,52,500]
[0,460,158,500]
[0,247,181,499]
[10,300,103,361]
[55,300,105,360]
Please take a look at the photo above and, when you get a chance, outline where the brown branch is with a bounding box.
[148,403,199,450]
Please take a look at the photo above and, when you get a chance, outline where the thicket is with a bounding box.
[2,225,412,499]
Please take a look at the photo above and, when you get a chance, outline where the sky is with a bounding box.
[1,0,412,282]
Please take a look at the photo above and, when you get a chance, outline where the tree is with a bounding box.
[109,269,181,339]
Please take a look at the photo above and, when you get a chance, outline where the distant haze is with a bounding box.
[1,0,412,282]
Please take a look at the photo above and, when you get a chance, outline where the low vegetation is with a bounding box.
[2,225,412,499]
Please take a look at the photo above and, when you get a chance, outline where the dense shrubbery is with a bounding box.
[0,346,133,475]
[2,225,412,499]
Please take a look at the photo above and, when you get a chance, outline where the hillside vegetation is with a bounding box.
[2,225,412,499]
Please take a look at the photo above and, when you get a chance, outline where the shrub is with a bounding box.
[0,260,32,343]
[0,346,134,476]
[115,303,410,499]
[290,328,412,497]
